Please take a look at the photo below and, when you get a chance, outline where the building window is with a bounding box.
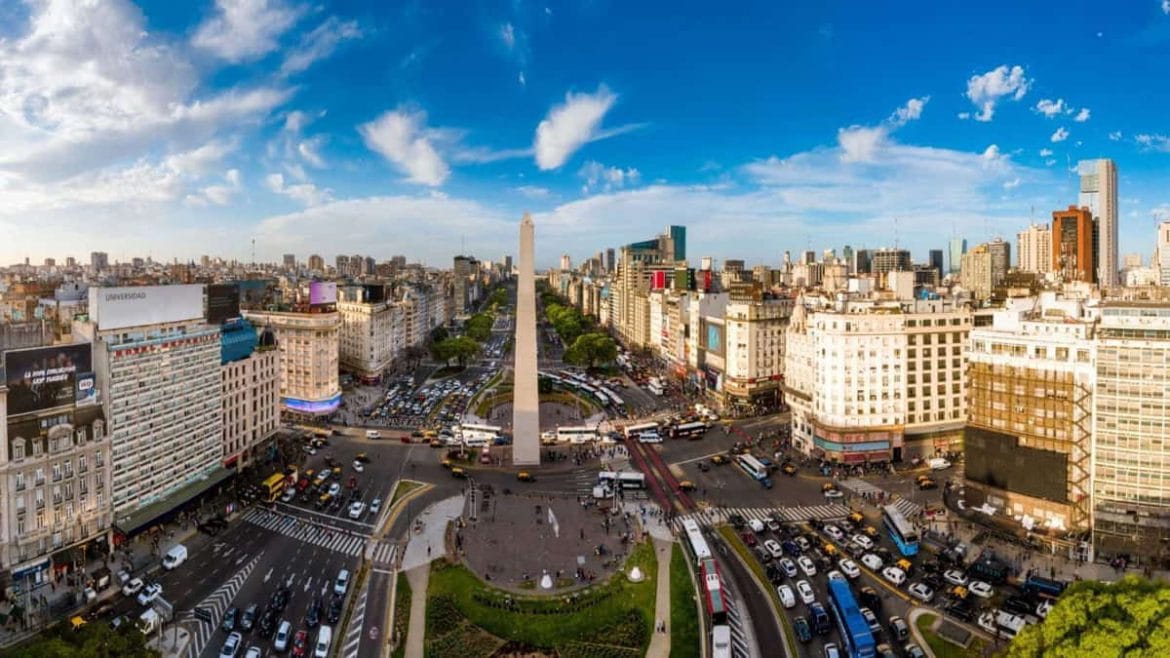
[15,473,25,491]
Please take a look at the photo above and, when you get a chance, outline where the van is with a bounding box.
[928,458,952,471]
[162,544,187,570]
[366,430,380,439]
[137,608,160,635]
[314,625,332,658]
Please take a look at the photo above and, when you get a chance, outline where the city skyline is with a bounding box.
[3,2,1170,268]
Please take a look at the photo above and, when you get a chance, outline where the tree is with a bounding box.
[564,332,618,370]
[429,326,449,344]
[1008,576,1170,658]
[433,336,480,368]
[18,622,158,658]
[465,313,494,343]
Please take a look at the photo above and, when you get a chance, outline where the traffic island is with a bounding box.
[913,610,986,658]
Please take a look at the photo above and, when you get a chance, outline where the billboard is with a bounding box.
[89,285,204,330]
[702,320,725,356]
[964,427,1068,503]
[309,281,338,306]
[4,344,95,415]
[207,284,241,324]
[283,393,342,415]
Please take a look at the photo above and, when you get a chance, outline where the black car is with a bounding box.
[922,573,944,591]
[1003,596,1035,618]
[944,601,974,622]
[728,514,746,529]
[765,565,783,583]
[859,587,883,613]
[793,616,812,643]
[328,597,343,624]
[305,597,322,628]
[258,609,278,639]
[221,607,239,632]
[240,604,258,632]
[270,588,289,612]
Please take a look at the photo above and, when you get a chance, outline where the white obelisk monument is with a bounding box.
[512,213,541,465]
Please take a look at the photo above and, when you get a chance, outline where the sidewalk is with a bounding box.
[403,565,430,658]
[646,538,673,658]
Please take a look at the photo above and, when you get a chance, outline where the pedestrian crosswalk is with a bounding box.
[723,586,751,658]
[672,504,851,531]
[838,477,884,497]
[889,497,922,519]
[242,508,367,556]
[178,552,263,658]
[364,539,398,568]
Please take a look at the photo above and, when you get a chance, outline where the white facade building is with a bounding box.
[1079,158,1119,286]
[1017,223,1052,275]
[220,323,280,471]
[722,297,792,412]
[338,295,404,381]
[242,309,341,415]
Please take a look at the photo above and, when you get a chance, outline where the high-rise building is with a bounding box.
[928,249,944,278]
[669,225,687,262]
[721,297,793,413]
[65,257,76,268]
[1017,224,1052,275]
[283,254,296,270]
[1078,159,1118,286]
[503,255,513,273]
[219,319,280,472]
[560,254,572,271]
[337,286,404,382]
[961,238,1010,300]
[307,254,324,272]
[605,248,615,274]
[242,308,341,416]
[80,285,226,531]
[1158,222,1170,286]
[802,251,816,265]
[871,248,912,277]
[43,258,55,268]
[948,237,967,274]
[335,255,349,274]
[853,249,873,275]
[1052,206,1096,283]
[842,246,855,274]
[90,252,109,272]
[452,255,480,317]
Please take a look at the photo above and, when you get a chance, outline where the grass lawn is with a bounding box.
[915,613,986,658]
[391,572,411,658]
[425,540,657,653]
[718,526,799,658]
[669,543,701,658]
[389,479,424,509]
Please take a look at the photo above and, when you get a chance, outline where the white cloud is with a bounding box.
[297,138,326,167]
[534,86,622,170]
[957,112,971,120]
[1136,134,1170,152]
[579,160,641,193]
[1164,0,1170,14]
[1003,177,1021,190]
[1051,127,1070,142]
[1109,131,1124,141]
[187,168,243,206]
[1074,108,1091,122]
[1045,158,1057,167]
[193,0,304,63]
[264,171,332,205]
[500,23,516,49]
[890,96,929,126]
[359,108,450,186]
[280,17,362,76]
[514,185,552,199]
[1035,98,1066,118]
[519,71,527,86]
[1039,148,1053,157]
[837,126,888,163]
[965,65,1031,121]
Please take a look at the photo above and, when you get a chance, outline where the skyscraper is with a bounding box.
[1052,206,1096,283]
[1017,224,1052,275]
[928,249,945,278]
[1156,221,1170,286]
[560,254,572,271]
[605,248,615,273]
[90,251,109,271]
[948,237,967,274]
[668,225,687,262]
[1078,158,1118,286]
[283,254,296,269]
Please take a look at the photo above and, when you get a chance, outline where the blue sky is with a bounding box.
[3,1,1170,269]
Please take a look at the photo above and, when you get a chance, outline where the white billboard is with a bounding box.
[89,285,204,330]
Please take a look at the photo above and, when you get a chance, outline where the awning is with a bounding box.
[113,467,235,536]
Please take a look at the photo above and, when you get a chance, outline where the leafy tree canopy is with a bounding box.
[18,621,158,658]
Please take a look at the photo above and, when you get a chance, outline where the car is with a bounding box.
[794,536,812,552]
[748,519,765,533]
[355,453,370,463]
[823,524,845,541]
[861,553,884,571]
[851,534,875,551]
[943,569,969,586]
[860,607,881,636]
[328,597,343,624]
[220,632,243,658]
[845,542,867,559]
[781,540,801,557]
[764,539,783,559]
[348,501,366,519]
[245,647,262,658]
[1037,599,1054,619]
[222,607,240,632]
[352,461,364,472]
[291,629,309,657]
[797,556,818,577]
[779,558,798,578]
[917,477,938,490]
[824,488,844,499]
[241,604,259,632]
[796,579,816,604]
[908,582,935,602]
[137,583,163,606]
[728,513,746,528]
[889,616,910,641]
[904,642,928,658]
[793,616,813,642]
[782,462,798,476]
[711,454,730,465]
[259,609,278,638]
[969,580,994,599]
[875,643,898,658]
[274,620,292,652]
[765,518,781,533]
[697,461,710,472]
[760,477,774,489]
[334,569,350,596]
[838,558,861,579]
[882,566,906,586]
[328,482,341,497]
[122,578,145,597]
[368,498,383,516]
[945,600,975,622]
[823,642,841,658]
[863,525,880,538]
[740,532,757,547]
[826,570,846,583]
[777,584,796,608]
[859,587,882,613]
[305,597,322,628]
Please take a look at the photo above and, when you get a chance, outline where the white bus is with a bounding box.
[682,519,712,562]
[598,471,646,490]
[624,421,660,439]
[456,423,502,446]
[556,426,599,444]
[736,454,768,481]
[647,380,664,396]
[711,625,732,658]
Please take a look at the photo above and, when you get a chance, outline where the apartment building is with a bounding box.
[785,297,970,463]
[721,295,792,413]
[1017,223,1052,275]
[337,286,404,382]
[242,308,341,416]
[220,319,280,472]
[964,294,1095,539]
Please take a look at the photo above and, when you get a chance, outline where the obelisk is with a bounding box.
[512,213,540,465]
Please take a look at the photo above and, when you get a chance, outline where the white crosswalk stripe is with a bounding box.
[722,588,751,658]
[341,584,369,658]
[671,504,851,532]
[364,540,398,567]
[177,552,263,658]
[890,497,922,518]
[241,508,367,556]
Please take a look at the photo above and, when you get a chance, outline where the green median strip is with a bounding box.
[717,525,799,658]
[669,543,701,658]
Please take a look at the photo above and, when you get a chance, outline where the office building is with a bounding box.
[78,285,226,534]
[1078,159,1118,286]
[219,319,280,472]
[961,238,1010,301]
[335,255,349,275]
[928,249,944,279]
[842,246,855,274]
[452,255,480,317]
[1157,222,1170,286]
[337,286,403,382]
[1017,224,1052,275]
[560,254,572,271]
[721,296,793,414]
[871,249,912,277]
[282,254,296,270]
[1052,206,1096,283]
[853,249,873,275]
[308,254,324,272]
[242,306,340,416]
[948,237,967,274]
[605,249,615,274]
[89,252,108,272]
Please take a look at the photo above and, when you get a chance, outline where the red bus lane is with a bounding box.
[643,439,697,511]
[624,437,674,512]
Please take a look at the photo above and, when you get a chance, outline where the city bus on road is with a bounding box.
[827,578,877,658]
[671,421,708,440]
[623,422,660,440]
[262,473,287,503]
[456,423,502,447]
[682,519,712,562]
[598,471,646,490]
[881,504,920,557]
[556,426,599,444]
[735,454,769,481]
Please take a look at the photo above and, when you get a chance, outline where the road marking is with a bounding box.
[670,451,728,466]
[264,567,274,583]
[235,554,246,565]
[304,579,312,592]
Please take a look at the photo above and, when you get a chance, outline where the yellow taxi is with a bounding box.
[517,471,535,482]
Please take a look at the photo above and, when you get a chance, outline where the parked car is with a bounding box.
[797,556,818,577]
[122,578,145,597]
[969,580,995,598]
[908,582,935,603]
[779,558,798,578]
[861,553,885,571]
[882,566,906,586]
[796,580,816,604]
[889,616,910,641]
[777,584,796,608]
[943,569,969,586]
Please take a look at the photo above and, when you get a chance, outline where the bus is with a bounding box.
[699,558,728,625]
[457,423,502,446]
[735,454,769,481]
[556,426,599,444]
[682,519,712,562]
[1023,575,1067,600]
[624,422,660,439]
[671,422,709,440]
[647,380,664,396]
[598,471,646,490]
[262,473,287,503]
[827,578,877,658]
[711,625,731,658]
[881,504,920,557]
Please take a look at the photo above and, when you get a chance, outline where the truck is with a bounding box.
[137,609,161,635]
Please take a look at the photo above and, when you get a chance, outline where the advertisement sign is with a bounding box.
[207,284,241,324]
[703,320,725,356]
[89,285,204,330]
[4,344,93,415]
[283,393,342,415]
[309,281,338,306]
[650,271,667,290]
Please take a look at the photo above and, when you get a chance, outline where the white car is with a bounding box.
[826,570,846,583]
[352,461,364,473]
[823,525,845,542]
[882,566,906,586]
[1036,600,1054,619]
[797,556,818,577]
[796,579,816,604]
[748,519,765,533]
[137,582,163,606]
[334,569,350,596]
[328,482,341,497]
[779,558,798,578]
[824,489,844,499]
[968,580,994,599]
[763,539,784,559]
[943,569,969,586]
[861,553,884,571]
[838,559,861,580]
[908,582,934,602]
[122,577,145,597]
[244,648,262,658]
[851,534,875,551]
[348,501,366,519]
[220,632,242,658]
[777,584,796,608]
